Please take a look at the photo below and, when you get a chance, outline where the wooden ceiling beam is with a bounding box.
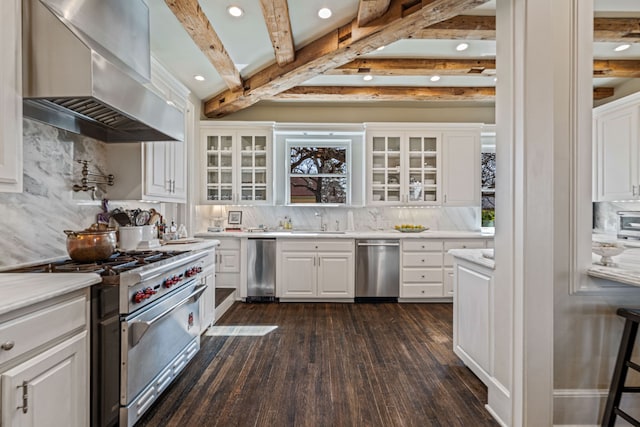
[268,85,614,101]
[594,60,640,78]
[259,0,295,65]
[357,0,392,26]
[412,16,640,42]
[330,58,640,78]
[326,58,497,76]
[203,0,493,118]
[165,0,243,91]
[269,86,496,101]
[594,18,640,43]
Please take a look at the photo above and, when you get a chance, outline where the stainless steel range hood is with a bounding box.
[22,0,184,142]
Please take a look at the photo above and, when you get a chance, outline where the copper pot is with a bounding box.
[64,229,117,262]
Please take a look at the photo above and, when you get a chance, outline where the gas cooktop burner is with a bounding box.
[10,250,189,275]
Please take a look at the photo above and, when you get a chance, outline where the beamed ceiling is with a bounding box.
[147,0,640,118]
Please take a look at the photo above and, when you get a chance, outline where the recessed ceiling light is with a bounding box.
[494,77,498,82]
[166,100,175,106]
[318,7,332,19]
[227,5,244,17]
[614,44,631,52]
[430,75,441,82]
[376,46,385,51]
[456,43,469,51]
[194,75,205,81]
[363,75,373,81]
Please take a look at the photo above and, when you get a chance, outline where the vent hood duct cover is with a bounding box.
[22,0,184,142]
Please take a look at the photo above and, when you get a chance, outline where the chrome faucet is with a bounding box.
[315,212,326,231]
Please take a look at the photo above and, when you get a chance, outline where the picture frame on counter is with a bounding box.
[228,210,242,225]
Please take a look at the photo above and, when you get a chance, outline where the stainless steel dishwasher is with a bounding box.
[247,238,276,302]
[355,239,400,301]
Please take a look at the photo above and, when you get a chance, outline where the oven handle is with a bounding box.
[130,284,207,347]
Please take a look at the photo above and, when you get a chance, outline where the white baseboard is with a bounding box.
[214,289,236,323]
[553,389,608,426]
[487,377,511,427]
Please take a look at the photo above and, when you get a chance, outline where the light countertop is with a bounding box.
[448,248,495,270]
[0,273,101,316]
[588,248,640,287]
[195,230,494,240]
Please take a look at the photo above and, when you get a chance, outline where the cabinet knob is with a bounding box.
[462,245,467,248]
[1,341,15,351]
[421,275,425,279]
[421,290,425,294]
[421,245,425,249]
[421,259,425,263]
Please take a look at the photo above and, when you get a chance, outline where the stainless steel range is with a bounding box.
[11,250,209,427]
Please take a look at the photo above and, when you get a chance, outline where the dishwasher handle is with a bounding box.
[357,242,400,247]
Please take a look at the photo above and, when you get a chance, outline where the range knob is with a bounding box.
[133,287,157,303]
[185,266,202,277]
[163,275,182,288]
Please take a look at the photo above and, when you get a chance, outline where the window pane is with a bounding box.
[290,177,347,204]
[290,147,347,175]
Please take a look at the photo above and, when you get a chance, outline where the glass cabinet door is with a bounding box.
[205,134,234,202]
[371,135,402,204]
[239,134,268,202]
[407,134,439,204]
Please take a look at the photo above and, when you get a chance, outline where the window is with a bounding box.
[286,139,351,205]
[481,134,496,227]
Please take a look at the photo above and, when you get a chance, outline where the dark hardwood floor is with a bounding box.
[137,302,497,427]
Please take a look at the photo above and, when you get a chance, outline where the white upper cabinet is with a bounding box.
[200,122,274,205]
[593,93,640,202]
[106,59,190,203]
[442,131,481,206]
[366,124,481,207]
[0,0,23,193]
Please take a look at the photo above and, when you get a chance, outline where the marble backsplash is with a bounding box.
[0,119,161,267]
[195,204,480,233]
[593,201,640,234]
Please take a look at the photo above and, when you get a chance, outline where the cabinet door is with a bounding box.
[280,252,316,297]
[442,132,480,206]
[199,268,215,333]
[171,140,187,201]
[0,0,23,193]
[594,106,639,201]
[203,132,235,203]
[406,133,441,205]
[317,252,354,298]
[238,132,270,204]
[145,141,171,198]
[218,249,240,273]
[1,332,88,427]
[369,133,403,204]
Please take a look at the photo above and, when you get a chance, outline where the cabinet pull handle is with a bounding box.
[167,179,172,192]
[1,341,14,351]
[17,381,28,414]
[318,257,320,266]
[444,194,447,203]
[313,257,316,267]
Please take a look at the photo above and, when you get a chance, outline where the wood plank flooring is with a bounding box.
[137,302,497,427]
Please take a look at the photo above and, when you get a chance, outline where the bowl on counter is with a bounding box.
[592,241,625,266]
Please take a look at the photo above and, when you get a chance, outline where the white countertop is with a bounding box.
[588,248,640,287]
[0,273,101,316]
[448,248,495,270]
[195,230,494,240]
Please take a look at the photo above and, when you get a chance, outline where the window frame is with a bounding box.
[284,138,352,206]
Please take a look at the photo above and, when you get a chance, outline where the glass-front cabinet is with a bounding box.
[201,123,273,204]
[368,128,441,205]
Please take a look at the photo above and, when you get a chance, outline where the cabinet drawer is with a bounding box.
[443,240,486,251]
[402,268,443,283]
[280,239,354,252]
[0,295,87,365]
[401,284,444,298]
[403,253,442,267]
[444,240,486,266]
[217,238,241,250]
[403,240,443,252]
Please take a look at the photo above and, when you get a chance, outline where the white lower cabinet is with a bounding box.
[401,238,491,299]
[199,249,216,334]
[279,240,354,300]
[1,332,88,427]
[0,290,89,427]
[215,238,241,290]
[453,258,493,385]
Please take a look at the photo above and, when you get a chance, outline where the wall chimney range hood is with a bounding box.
[22,0,184,143]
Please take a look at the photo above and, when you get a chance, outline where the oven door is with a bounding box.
[120,280,206,412]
